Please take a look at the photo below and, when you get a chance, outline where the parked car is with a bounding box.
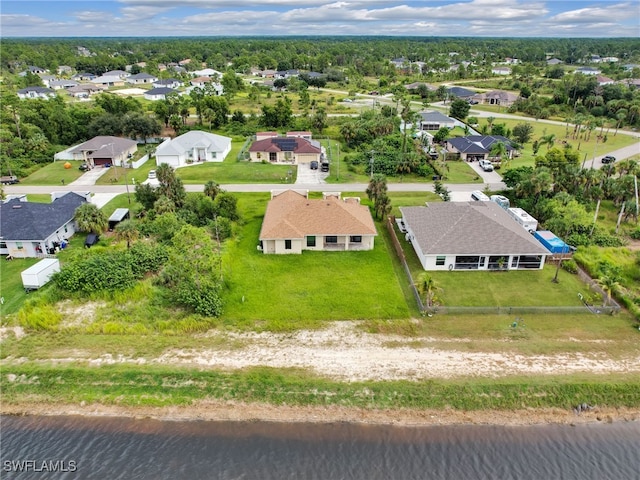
[78,163,90,171]
[148,170,156,179]
[479,160,494,172]
[320,161,329,172]
[310,161,319,170]
[601,155,616,164]
[0,175,19,184]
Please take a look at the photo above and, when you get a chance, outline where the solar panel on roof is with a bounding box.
[272,138,297,151]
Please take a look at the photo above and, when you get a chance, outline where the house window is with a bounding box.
[326,236,337,244]
[307,236,316,247]
[16,242,23,250]
[349,236,362,243]
[211,152,217,159]
[436,256,446,266]
[284,151,292,161]
[285,240,292,250]
[269,152,277,162]
[64,225,68,233]
[0,242,6,249]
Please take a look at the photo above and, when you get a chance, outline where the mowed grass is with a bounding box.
[430,267,590,307]
[221,194,409,328]
[20,161,86,186]
[0,258,41,316]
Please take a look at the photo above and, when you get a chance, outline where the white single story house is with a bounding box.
[0,192,88,258]
[17,87,55,99]
[400,202,550,271]
[154,130,232,168]
[144,87,176,101]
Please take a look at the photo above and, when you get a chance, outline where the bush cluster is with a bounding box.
[54,244,168,295]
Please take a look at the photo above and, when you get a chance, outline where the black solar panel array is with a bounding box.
[272,138,297,151]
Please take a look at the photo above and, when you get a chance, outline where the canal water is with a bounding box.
[1,415,638,479]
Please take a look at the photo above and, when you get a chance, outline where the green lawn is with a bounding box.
[0,258,41,317]
[20,161,86,186]
[220,193,410,328]
[430,267,591,307]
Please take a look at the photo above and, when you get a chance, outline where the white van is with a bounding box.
[470,190,490,202]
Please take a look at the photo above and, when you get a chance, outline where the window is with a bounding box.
[16,242,23,250]
[326,236,337,244]
[0,242,6,249]
[349,236,362,243]
[306,236,316,247]
[64,225,68,233]
[269,152,277,162]
[285,240,292,250]
[436,256,446,266]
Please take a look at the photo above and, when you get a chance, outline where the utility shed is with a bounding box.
[108,208,130,231]
[534,230,571,254]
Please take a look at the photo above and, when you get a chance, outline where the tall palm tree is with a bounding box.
[74,203,107,235]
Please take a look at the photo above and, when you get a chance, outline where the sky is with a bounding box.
[1,0,639,38]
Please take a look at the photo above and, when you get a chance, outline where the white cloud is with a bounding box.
[548,2,636,23]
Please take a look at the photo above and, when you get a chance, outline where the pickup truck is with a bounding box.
[1,175,19,185]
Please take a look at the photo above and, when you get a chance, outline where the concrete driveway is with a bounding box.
[68,165,110,186]
[295,163,328,185]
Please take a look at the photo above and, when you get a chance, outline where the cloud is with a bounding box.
[548,2,636,23]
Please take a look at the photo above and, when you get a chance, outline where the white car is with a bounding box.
[479,160,494,172]
[148,170,157,179]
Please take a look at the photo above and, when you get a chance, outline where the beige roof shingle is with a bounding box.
[260,190,377,240]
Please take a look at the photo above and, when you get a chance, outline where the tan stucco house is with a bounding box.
[259,190,377,254]
[248,136,322,165]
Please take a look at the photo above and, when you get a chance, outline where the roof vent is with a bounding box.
[12,205,22,209]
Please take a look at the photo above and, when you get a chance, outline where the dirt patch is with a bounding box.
[150,322,640,381]
[2,402,638,427]
[58,300,106,328]
[0,326,25,342]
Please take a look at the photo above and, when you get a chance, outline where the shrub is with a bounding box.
[561,259,578,274]
[18,301,63,331]
[630,227,640,240]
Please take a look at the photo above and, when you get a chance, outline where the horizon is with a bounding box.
[1,0,639,38]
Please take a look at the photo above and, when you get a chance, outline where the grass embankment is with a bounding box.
[2,364,639,411]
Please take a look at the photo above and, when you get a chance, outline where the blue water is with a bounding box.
[1,416,639,479]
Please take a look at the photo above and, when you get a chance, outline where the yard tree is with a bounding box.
[122,112,161,144]
[135,182,159,212]
[74,203,107,235]
[415,273,442,308]
[489,141,508,161]
[156,163,186,208]
[114,219,139,249]
[161,225,223,316]
[213,191,240,221]
[449,98,470,121]
[433,127,450,144]
[366,173,388,203]
[512,123,534,144]
[204,180,222,200]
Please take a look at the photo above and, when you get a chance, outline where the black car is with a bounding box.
[320,162,329,172]
[601,155,616,164]
[310,160,319,170]
[79,163,90,171]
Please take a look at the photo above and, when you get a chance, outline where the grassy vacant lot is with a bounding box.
[20,161,86,186]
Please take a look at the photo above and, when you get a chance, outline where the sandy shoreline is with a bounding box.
[2,402,639,427]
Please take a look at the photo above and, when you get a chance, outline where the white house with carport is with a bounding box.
[154,130,232,168]
[17,87,55,99]
[415,111,456,131]
[400,202,549,271]
[0,192,88,258]
[127,73,158,85]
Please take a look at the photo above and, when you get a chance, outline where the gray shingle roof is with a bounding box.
[400,202,549,256]
[419,111,455,123]
[0,193,87,241]
[447,136,513,155]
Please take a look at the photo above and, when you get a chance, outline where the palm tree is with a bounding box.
[595,275,621,305]
[74,203,107,235]
[204,180,222,200]
[489,141,507,165]
[415,273,442,308]
[114,220,139,249]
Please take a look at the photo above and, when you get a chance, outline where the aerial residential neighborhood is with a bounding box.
[1,31,639,475]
